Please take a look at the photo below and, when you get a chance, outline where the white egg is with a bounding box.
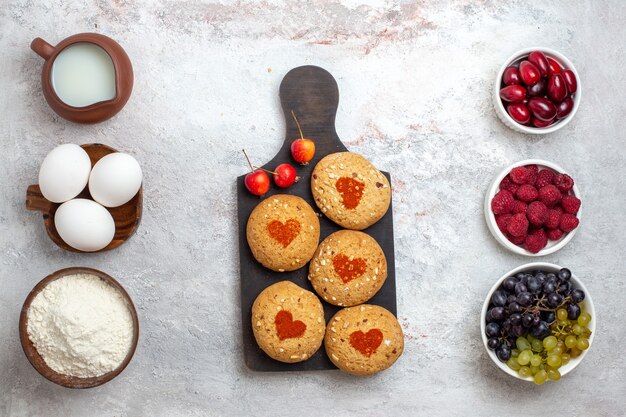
[54,199,115,252]
[38,144,91,203]
[89,153,142,207]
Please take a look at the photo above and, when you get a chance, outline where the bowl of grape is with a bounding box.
[494,47,580,134]
[481,263,595,384]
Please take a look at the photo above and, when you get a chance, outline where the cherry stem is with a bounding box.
[242,149,254,173]
[253,166,277,175]
[291,110,304,140]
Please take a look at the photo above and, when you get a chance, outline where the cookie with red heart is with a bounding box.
[311,152,391,230]
[252,281,325,363]
[324,304,404,375]
[246,194,320,272]
[308,230,387,307]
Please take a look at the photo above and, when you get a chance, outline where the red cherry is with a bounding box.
[532,117,555,128]
[500,85,526,103]
[556,97,574,119]
[547,74,568,102]
[289,111,315,164]
[519,60,541,85]
[291,139,315,164]
[563,70,577,95]
[528,51,550,77]
[502,66,521,85]
[507,103,531,124]
[273,163,299,188]
[245,170,270,196]
[527,78,547,97]
[528,97,557,122]
[547,57,562,75]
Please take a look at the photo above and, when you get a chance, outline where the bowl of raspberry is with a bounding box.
[481,263,595,384]
[485,159,581,256]
[494,47,580,134]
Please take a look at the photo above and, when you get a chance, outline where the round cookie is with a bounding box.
[311,152,391,230]
[308,230,387,307]
[246,194,320,272]
[252,281,326,363]
[324,304,403,376]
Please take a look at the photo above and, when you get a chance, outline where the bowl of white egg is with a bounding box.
[26,143,143,252]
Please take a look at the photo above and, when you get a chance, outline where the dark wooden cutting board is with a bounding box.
[237,65,396,371]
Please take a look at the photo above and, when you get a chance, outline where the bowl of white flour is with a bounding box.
[19,267,138,388]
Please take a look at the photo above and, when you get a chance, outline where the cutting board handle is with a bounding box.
[266,66,347,167]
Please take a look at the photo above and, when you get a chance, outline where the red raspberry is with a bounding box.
[507,213,529,237]
[527,201,548,226]
[539,185,562,207]
[524,228,548,253]
[491,190,514,214]
[546,228,563,241]
[512,200,527,214]
[506,233,526,245]
[554,173,574,193]
[561,195,581,214]
[560,213,580,232]
[495,214,513,234]
[516,184,539,202]
[510,166,529,184]
[535,169,555,188]
[544,207,563,229]
[525,165,538,185]
[499,175,519,194]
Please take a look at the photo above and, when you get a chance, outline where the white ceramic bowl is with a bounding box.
[493,47,581,134]
[481,262,596,382]
[485,159,581,256]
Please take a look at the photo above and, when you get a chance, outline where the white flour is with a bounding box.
[27,273,134,378]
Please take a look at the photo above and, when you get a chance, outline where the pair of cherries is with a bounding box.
[244,112,315,196]
[500,51,578,128]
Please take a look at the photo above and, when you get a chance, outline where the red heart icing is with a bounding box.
[267,219,301,248]
[349,329,383,357]
[336,177,365,209]
[332,253,367,283]
[275,310,306,340]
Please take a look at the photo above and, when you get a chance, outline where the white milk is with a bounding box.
[51,43,116,108]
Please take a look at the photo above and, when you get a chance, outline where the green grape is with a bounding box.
[530,365,541,375]
[570,347,582,358]
[518,366,532,378]
[530,354,543,367]
[543,336,558,350]
[517,349,532,366]
[565,335,577,348]
[511,348,520,358]
[576,337,590,350]
[557,319,569,327]
[581,327,592,338]
[578,313,591,326]
[547,368,561,381]
[507,358,521,371]
[573,324,584,335]
[531,339,544,352]
[533,369,548,385]
[557,341,565,350]
[516,337,531,351]
[527,334,537,342]
[557,308,568,321]
[546,354,562,368]
[561,353,570,366]
[552,346,564,356]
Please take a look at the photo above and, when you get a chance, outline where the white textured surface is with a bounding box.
[1,1,625,416]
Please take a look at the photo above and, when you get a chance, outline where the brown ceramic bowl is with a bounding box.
[19,267,139,389]
[31,33,133,124]
[26,143,143,253]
